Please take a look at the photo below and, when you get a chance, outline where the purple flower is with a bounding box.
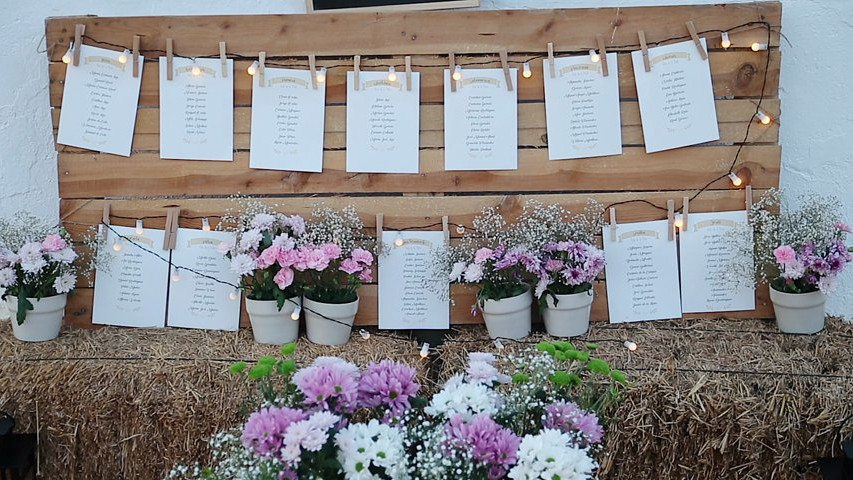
[358,360,420,416]
[836,222,852,234]
[293,357,361,414]
[445,414,521,479]
[561,267,585,286]
[241,406,307,458]
[543,401,604,446]
[544,259,565,272]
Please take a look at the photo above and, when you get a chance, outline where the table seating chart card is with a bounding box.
[543,53,622,160]
[603,220,682,323]
[378,231,449,330]
[250,67,326,172]
[346,71,421,173]
[159,57,234,161]
[93,226,169,328]
[57,45,144,157]
[679,210,755,313]
[631,38,719,153]
[444,68,518,171]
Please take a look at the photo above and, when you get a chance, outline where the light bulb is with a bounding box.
[316,67,327,83]
[387,66,397,82]
[624,340,637,351]
[118,49,130,64]
[62,43,73,64]
[728,172,743,187]
[290,305,301,320]
[493,339,504,350]
[589,49,600,63]
[112,238,123,252]
[522,62,532,78]
[172,269,181,282]
[228,290,239,301]
[751,42,768,52]
[202,218,211,232]
[755,110,772,125]
[247,61,259,76]
[394,232,404,247]
[721,32,731,49]
[674,214,684,229]
[359,329,371,340]
[191,64,202,76]
[451,65,462,82]
[135,220,144,235]
[455,225,465,234]
[419,342,430,359]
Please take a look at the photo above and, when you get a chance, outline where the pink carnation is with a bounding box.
[773,245,797,266]
[339,258,361,275]
[544,259,564,272]
[358,269,373,283]
[41,234,67,252]
[277,248,301,268]
[835,222,852,234]
[305,248,331,271]
[256,246,281,269]
[351,248,374,266]
[274,267,295,289]
[321,243,342,260]
[474,248,494,264]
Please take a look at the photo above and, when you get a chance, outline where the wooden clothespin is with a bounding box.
[101,203,111,242]
[499,50,513,92]
[596,34,609,77]
[258,51,266,87]
[163,207,181,251]
[405,56,412,92]
[219,41,228,78]
[547,42,556,79]
[609,207,618,242]
[682,196,690,230]
[638,31,650,73]
[308,54,318,90]
[166,38,174,81]
[132,35,140,78]
[449,52,458,93]
[667,200,675,241]
[201,217,211,232]
[745,185,753,211]
[375,213,384,254]
[442,216,450,244]
[353,55,361,91]
[685,21,708,60]
[72,24,85,66]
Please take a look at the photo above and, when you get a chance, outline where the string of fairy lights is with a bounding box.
[57,19,780,355]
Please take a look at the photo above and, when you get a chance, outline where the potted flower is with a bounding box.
[0,213,78,342]
[220,200,307,344]
[298,205,374,346]
[737,191,852,334]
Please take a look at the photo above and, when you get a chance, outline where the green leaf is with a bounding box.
[278,359,297,375]
[536,342,556,355]
[258,355,277,366]
[229,361,247,375]
[575,351,589,362]
[248,364,273,380]
[567,373,582,387]
[16,295,33,326]
[280,343,297,356]
[551,371,571,386]
[588,358,610,375]
[511,373,530,384]
[610,369,628,384]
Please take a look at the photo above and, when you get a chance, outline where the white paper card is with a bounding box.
[378,231,449,330]
[444,68,518,171]
[603,220,682,323]
[679,211,755,313]
[543,53,622,160]
[346,71,421,173]
[250,68,326,172]
[92,226,169,328]
[631,38,719,153]
[166,228,241,331]
[56,45,144,157]
[159,57,234,161]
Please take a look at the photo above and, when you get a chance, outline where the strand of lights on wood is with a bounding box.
[135,220,144,235]
[728,172,743,187]
[674,214,684,230]
[387,66,397,82]
[522,62,532,78]
[191,62,202,76]
[589,49,601,63]
[112,237,123,252]
[623,340,638,351]
[171,268,182,282]
[316,67,327,83]
[61,43,73,64]
[247,60,259,76]
[755,110,772,125]
[451,65,462,81]
[721,32,732,49]
[118,49,130,65]
[290,305,302,320]
[394,231,405,247]
[751,42,768,51]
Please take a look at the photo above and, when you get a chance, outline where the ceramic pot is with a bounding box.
[245,296,301,344]
[769,288,826,335]
[7,294,67,342]
[543,289,594,337]
[481,288,532,340]
[304,296,359,346]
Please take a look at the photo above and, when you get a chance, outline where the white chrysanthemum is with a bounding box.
[462,263,484,283]
[424,374,500,419]
[466,360,501,385]
[336,419,408,480]
[467,352,496,364]
[448,261,466,282]
[272,233,295,250]
[229,253,256,276]
[251,213,276,230]
[0,267,16,288]
[239,228,263,252]
[20,257,47,274]
[53,272,75,294]
[48,248,77,264]
[508,429,597,480]
[17,242,43,263]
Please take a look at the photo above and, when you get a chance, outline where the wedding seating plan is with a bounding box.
[444,68,518,171]
[543,53,622,160]
[378,231,449,330]
[346,71,421,173]
[159,57,234,161]
[166,228,242,331]
[249,67,326,172]
[57,45,143,157]
[679,210,755,313]
[603,220,682,323]
[631,38,719,153]
[92,226,169,328]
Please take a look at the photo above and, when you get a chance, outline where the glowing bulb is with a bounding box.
[674,214,684,229]
[721,32,731,49]
[751,42,768,52]
[387,66,397,82]
[172,269,181,282]
[623,340,637,351]
[135,220,144,235]
[394,232,404,247]
[191,64,202,76]
[202,217,211,232]
[316,67,327,83]
[112,238,123,252]
[62,43,73,64]
[522,62,532,79]
[451,65,462,82]
[755,110,772,125]
[589,49,600,63]
[359,329,371,340]
[728,172,743,187]
[493,339,504,350]
[247,61,259,76]
[118,49,130,64]
[290,305,302,321]
[455,225,465,235]
[228,290,239,301]
[419,342,430,359]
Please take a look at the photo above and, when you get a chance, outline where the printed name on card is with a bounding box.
[57,45,144,157]
[346,71,421,173]
[159,57,234,161]
[444,68,518,171]
[92,226,170,328]
[166,228,242,331]
[631,38,719,153]
[602,220,682,323]
[378,231,450,330]
[543,53,622,160]
[679,210,755,313]
[249,67,326,172]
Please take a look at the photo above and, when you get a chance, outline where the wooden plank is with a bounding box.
[45,4,780,62]
[49,51,781,107]
[57,145,780,198]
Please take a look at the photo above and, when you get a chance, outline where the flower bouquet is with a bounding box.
[0,213,78,341]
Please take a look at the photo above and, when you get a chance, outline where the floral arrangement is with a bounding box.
[735,190,853,295]
[168,340,626,480]
[534,241,605,302]
[0,213,78,324]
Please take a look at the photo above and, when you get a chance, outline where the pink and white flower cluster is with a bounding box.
[0,233,77,298]
[770,221,852,294]
[533,241,605,298]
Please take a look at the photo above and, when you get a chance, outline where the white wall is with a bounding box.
[1,0,851,315]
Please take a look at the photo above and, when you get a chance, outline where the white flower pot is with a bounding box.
[769,288,826,335]
[304,296,359,346]
[543,289,594,338]
[7,294,66,342]
[482,288,532,340]
[245,296,301,345]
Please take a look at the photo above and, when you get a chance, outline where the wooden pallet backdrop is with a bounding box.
[45,3,782,328]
